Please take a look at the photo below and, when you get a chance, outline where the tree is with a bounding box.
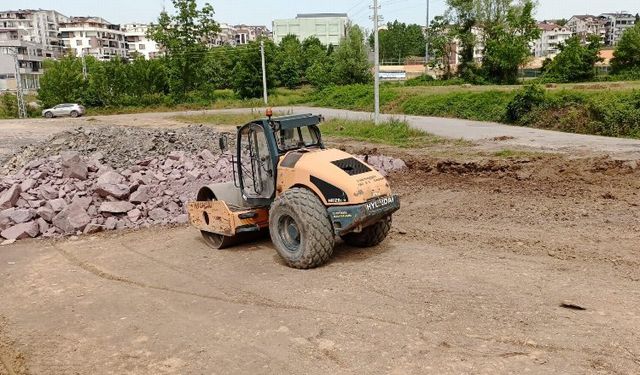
[332,26,372,85]
[446,0,479,80]
[147,0,220,96]
[543,35,603,82]
[370,21,426,63]
[301,37,327,72]
[610,23,640,74]
[276,34,304,88]
[481,1,540,84]
[426,15,456,78]
[38,55,84,107]
[231,40,276,98]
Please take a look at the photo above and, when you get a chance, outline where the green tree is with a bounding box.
[276,34,304,88]
[231,40,276,98]
[332,26,372,85]
[446,0,479,81]
[301,36,327,72]
[370,21,426,62]
[38,55,84,107]
[610,22,640,74]
[543,35,603,82]
[481,1,540,84]
[427,15,456,78]
[147,0,220,96]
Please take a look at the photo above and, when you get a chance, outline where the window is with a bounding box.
[239,125,274,199]
[76,40,82,46]
[138,43,145,50]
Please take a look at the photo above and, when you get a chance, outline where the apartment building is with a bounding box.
[532,22,573,57]
[234,25,271,45]
[599,12,637,46]
[210,24,271,46]
[272,13,350,45]
[123,23,160,59]
[0,28,44,91]
[59,17,127,61]
[566,15,606,43]
[0,9,68,58]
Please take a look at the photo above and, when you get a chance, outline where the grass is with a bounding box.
[173,112,447,148]
[321,118,448,148]
[172,110,291,126]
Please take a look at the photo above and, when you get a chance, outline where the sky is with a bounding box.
[10,0,640,28]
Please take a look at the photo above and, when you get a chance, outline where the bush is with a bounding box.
[311,84,397,111]
[400,90,515,122]
[505,84,546,123]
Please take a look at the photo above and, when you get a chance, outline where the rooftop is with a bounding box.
[296,13,349,19]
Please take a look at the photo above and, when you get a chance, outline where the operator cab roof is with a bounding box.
[252,113,322,130]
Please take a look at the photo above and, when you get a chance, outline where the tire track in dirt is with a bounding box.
[53,244,429,330]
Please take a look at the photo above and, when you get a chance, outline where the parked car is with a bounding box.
[42,103,86,118]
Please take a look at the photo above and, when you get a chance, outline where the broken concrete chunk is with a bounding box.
[0,184,21,209]
[1,221,39,240]
[99,201,135,214]
[52,205,91,234]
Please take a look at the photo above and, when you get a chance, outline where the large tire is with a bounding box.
[44,111,53,118]
[70,110,79,118]
[341,215,392,248]
[269,188,335,269]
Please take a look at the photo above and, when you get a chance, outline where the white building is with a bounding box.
[599,12,637,46]
[566,15,606,43]
[123,23,160,59]
[0,29,44,91]
[59,17,127,61]
[0,9,69,58]
[532,22,572,58]
[272,13,350,45]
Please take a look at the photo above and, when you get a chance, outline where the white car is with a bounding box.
[42,103,86,118]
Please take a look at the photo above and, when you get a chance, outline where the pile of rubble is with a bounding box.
[0,125,407,242]
[0,149,231,241]
[1,125,232,174]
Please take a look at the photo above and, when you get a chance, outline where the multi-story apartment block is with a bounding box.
[532,22,573,57]
[59,17,127,61]
[0,9,68,58]
[123,23,160,59]
[209,24,271,46]
[272,13,350,45]
[599,12,636,46]
[0,28,44,91]
[233,25,271,45]
[566,15,606,43]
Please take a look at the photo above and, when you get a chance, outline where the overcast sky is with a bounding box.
[11,0,640,28]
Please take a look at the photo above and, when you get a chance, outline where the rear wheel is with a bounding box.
[44,111,53,118]
[269,188,334,269]
[70,110,79,118]
[341,215,392,247]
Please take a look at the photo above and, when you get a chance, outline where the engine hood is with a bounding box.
[276,148,393,205]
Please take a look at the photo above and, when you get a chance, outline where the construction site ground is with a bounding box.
[1,109,640,374]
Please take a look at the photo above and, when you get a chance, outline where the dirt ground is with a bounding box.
[2,111,640,374]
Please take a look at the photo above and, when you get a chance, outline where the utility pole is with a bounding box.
[81,50,88,80]
[425,0,430,65]
[260,40,268,105]
[372,0,381,125]
[12,48,27,119]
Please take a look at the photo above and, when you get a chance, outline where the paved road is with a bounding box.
[1,107,640,161]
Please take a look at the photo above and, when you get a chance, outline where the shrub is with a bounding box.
[505,84,546,123]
